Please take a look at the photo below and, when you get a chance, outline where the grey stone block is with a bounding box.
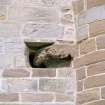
[0,79,37,92]
[78,5,105,25]
[0,0,12,5]
[8,7,59,23]
[23,24,64,40]
[0,23,20,38]
[76,24,89,42]
[39,79,75,92]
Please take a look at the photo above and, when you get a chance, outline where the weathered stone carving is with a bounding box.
[29,44,73,68]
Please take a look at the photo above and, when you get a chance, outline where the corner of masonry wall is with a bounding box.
[0,0,105,105]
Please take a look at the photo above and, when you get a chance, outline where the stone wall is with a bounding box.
[0,0,76,69]
[0,0,105,105]
[0,67,76,105]
[73,0,105,105]
[0,0,76,105]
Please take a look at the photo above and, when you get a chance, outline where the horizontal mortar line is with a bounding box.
[83,99,105,105]
[75,66,86,71]
[86,72,105,78]
[82,36,96,41]
[76,50,97,58]
[35,77,72,79]
[0,91,58,94]
[19,92,57,94]
[0,77,39,80]
[37,89,74,93]
[87,60,105,67]
[77,79,86,82]
[78,16,105,27]
[4,102,74,104]
[0,102,20,104]
[77,87,100,94]
[22,21,64,25]
[96,48,105,51]
[75,49,105,59]
[17,102,74,104]
[88,18,105,24]
[0,77,73,80]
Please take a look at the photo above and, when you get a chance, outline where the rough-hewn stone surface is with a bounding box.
[87,0,105,9]
[0,79,37,92]
[8,7,59,23]
[21,93,54,102]
[76,24,89,41]
[0,0,74,104]
[77,88,100,105]
[84,74,105,89]
[76,67,86,80]
[3,69,30,77]
[57,68,74,77]
[39,79,73,92]
[0,67,75,104]
[32,68,56,77]
[87,61,105,76]
[0,93,18,102]
[74,50,105,68]
[23,24,64,40]
[77,80,83,92]
[0,23,20,38]
[0,0,12,5]
[101,87,105,99]
[75,1,105,105]
[89,20,105,37]
[96,34,105,49]
[72,0,84,14]
[78,5,105,25]
[56,93,73,102]
[1,0,105,105]
[84,100,105,105]
[79,38,96,55]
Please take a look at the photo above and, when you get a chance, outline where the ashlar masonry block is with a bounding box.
[39,79,74,92]
[76,24,89,42]
[8,6,59,23]
[86,0,105,9]
[78,5,105,25]
[23,23,64,40]
[77,88,100,105]
[0,93,18,102]
[0,0,12,5]
[79,38,96,55]
[87,61,105,76]
[89,20,105,37]
[3,69,30,77]
[84,74,105,89]
[74,50,105,68]
[96,34,105,49]
[21,93,54,102]
[13,0,72,7]
[0,23,20,38]
[72,0,84,14]
[0,79,37,92]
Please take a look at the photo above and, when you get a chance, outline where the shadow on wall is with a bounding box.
[25,42,73,68]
